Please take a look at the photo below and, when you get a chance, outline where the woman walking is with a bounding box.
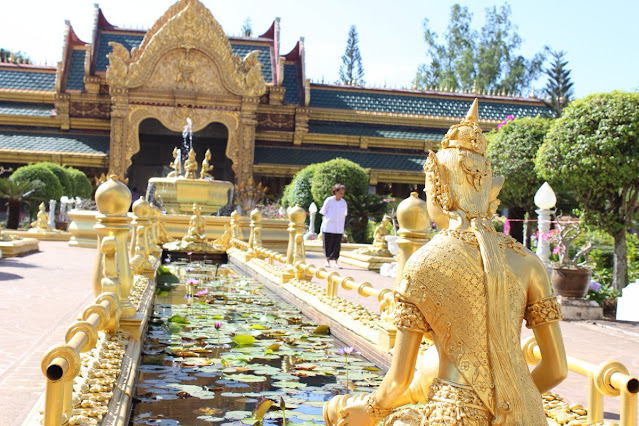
[320,184,347,268]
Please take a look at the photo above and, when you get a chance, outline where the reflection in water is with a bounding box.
[130,263,384,425]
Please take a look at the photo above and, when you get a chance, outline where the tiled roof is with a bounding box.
[0,102,54,117]
[309,121,445,141]
[0,69,56,91]
[95,32,144,71]
[95,32,273,82]
[282,63,300,104]
[309,88,550,120]
[254,146,425,171]
[0,131,109,155]
[67,50,87,91]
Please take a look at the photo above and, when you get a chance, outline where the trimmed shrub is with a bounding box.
[40,162,73,196]
[310,158,368,207]
[66,167,93,199]
[282,163,320,209]
[11,164,63,214]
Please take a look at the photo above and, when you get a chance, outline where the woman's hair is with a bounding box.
[332,184,346,195]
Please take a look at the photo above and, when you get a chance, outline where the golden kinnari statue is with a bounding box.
[355,214,393,257]
[30,202,49,232]
[324,99,567,426]
[200,148,214,179]
[183,147,198,179]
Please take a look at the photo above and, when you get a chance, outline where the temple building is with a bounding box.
[0,0,550,198]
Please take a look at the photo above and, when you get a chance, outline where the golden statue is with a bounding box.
[212,224,232,249]
[184,202,206,242]
[167,147,181,178]
[324,99,567,426]
[355,214,392,257]
[200,148,214,179]
[30,202,49,231]
[183,148,198,179]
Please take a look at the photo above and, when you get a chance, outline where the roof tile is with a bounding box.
[0,69,56,91]
[0,130,109,155]
[0,102,54,117]
[66,50,87,91]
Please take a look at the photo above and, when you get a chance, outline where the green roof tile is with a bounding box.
[67,50,87,91]
[254,146,425,171]
[95,32,273,82]
[0,131,109,155]
[309,88,550,120]
[309,121,445,140]
[0,102,54,117]
[0,69,56,91]
[283,63,299,104]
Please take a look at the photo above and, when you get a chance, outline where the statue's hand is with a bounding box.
[336,394,378,426]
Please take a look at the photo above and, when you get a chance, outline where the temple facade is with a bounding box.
[0,0,550,197]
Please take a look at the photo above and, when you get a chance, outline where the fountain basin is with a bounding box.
[149,177,233,215]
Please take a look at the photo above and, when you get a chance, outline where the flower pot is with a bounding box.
[551,267,592,298]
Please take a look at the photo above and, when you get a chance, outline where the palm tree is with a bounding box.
[0,178,43,229]
[344,193,388,243]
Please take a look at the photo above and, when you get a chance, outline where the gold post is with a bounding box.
[394,192,430,288]
[230,210,242,239]
[248,208,262,253]
[283,205,306,283]
[43,377,65,426]
[587,376,604,423]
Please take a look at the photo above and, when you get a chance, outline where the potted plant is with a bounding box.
[549,217,594,298]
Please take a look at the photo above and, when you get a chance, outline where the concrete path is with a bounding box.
[0,241,96,426]
[0,243,637,424]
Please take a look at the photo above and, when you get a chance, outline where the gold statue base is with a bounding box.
[339,250,396,271]
[162,239,226,254]
[0,235,39,257]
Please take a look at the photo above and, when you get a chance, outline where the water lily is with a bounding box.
[186,278,199,287]
[338,346,354,392]
[196,288,209,297]
[214,321,222,345]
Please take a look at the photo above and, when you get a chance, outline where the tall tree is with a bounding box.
[241,18,253,37]
[535,92,639,291]
[339,26,365,86]
[542,49,574,117]
[415,4,544,94]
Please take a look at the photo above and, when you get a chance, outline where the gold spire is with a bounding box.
[440,98,487,156]
[465,98,479,122]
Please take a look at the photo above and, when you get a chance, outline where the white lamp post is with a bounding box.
[304,202,318,240]
[534,182,557,266]
[48,199,57,230]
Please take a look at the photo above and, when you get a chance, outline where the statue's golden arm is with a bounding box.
[526,255,568,393]
[372,327,423,410]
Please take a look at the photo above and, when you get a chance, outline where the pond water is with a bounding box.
[129,263,384,425]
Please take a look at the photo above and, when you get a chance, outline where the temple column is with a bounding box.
[238,97,259,183]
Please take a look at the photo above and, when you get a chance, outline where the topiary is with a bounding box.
[310,158,368,208]
[11,164,64,213]
[66,167,94,199]
[282,163,320,209]
[40,162,73,196]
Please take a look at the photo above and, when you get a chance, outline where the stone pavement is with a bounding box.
[0,243,637,425]
[0,241,96,426]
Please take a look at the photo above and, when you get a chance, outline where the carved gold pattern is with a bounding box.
[525,296,563,329]
[392,301,431,334]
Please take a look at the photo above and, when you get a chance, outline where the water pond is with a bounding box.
[129,263,384,425]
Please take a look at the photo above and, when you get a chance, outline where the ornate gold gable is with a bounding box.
[106,0,267,182]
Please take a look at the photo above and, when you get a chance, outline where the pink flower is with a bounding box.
[187,252,193,256]
[503,220,511,235]
[552,245,561,255]
[337,346,354,355]
[196,288,209,297]
[214,321,222,330]
[185,278,199,287]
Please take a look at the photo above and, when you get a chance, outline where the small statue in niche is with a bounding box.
[183,148,198,179]
[30,202,49,231]
[183,203,206,243]
[167,147,181,178]
[200,148,214,179]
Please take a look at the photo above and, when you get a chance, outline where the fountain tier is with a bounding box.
[149,176,233,215]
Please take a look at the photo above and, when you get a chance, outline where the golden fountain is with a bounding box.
[148,122,233,215]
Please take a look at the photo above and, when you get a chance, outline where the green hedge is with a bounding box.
[40,162,73,196]
[11,164,63,204]
[66,167,93,199]
[282,163,320,209]
[310,158,368,207]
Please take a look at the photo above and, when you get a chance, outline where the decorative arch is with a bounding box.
[106,0,266,182]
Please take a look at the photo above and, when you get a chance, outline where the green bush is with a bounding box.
[282,163,319,209]
[66,167,93,199]
[310,158,368,207]
[40,162,73,196]
[344,192,388,243]
[11,164,63,206]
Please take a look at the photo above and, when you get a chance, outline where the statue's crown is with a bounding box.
[441,99,487,156]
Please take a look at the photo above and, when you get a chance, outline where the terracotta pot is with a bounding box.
[551,267,592,298]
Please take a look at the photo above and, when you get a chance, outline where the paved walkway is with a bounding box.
[0,243,637,424]
[0,241,96,426]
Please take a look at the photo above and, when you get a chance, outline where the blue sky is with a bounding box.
[2,0,637,97]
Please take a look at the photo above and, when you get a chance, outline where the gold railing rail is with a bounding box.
[523,336,639,425]
[41,292,119,425]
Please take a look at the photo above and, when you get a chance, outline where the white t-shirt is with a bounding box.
[319,196,348,234]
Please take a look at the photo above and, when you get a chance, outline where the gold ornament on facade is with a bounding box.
[183,148,198,179]
[324,99,568,426]
[234,178,268,214]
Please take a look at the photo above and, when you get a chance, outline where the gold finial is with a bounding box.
[440,98,486,156]
[465,98,479,122]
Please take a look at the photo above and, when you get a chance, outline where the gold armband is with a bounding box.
[365,393,394,419]
[392,301,432,334]
[525,295,563,329]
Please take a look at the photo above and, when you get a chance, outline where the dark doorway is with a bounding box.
[129,119,233,195]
